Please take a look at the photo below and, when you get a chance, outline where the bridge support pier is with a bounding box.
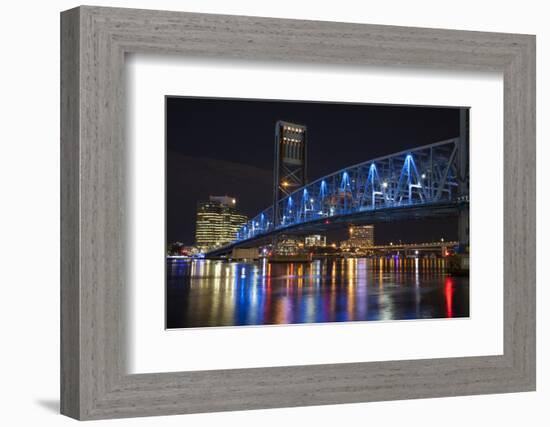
[457,108,470,251]
[232,247,260,260]
[458,205,469,249]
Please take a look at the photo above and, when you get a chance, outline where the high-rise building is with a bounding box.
[343,225,375,250]
[195,196,247,252]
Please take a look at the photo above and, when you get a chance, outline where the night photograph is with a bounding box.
[165,96,470,329]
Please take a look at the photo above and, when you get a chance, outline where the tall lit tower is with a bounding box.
[273,121,307,226]
[457,108,470,249]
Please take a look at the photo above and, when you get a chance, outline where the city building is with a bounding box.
[195,196,247,252]
[342,224,375,251]
[304,234,326,247]
[274,236,304,255]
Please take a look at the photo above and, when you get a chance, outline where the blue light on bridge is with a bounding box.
[397,153,425,204]
[229,138,463,247]
[302,188,308,203]
[340,171,350,192]
[300,188,310,222]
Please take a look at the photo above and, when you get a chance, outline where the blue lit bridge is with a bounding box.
[207,137,468,257]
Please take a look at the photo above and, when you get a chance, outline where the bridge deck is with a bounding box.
[206,201,461,257]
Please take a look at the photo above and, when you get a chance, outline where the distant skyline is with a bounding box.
[166,96,462,245]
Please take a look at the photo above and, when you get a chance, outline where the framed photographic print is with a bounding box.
[61,6,535,420]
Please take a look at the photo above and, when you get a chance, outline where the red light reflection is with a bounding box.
[445,277,453,317]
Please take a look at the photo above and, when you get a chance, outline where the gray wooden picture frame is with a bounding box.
[60,5,536,420]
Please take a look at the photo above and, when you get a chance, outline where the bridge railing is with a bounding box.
[236,138,464,242]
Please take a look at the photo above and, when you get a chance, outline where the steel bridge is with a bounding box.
[207,137,469,256]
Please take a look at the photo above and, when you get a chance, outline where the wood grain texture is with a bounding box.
[60,7,80,419]
[60,6,536,420]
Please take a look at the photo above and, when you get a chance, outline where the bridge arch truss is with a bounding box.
[236,137,466,243]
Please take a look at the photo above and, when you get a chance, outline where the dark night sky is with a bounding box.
[166,96,461,245]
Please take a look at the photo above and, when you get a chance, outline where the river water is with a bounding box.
[166,257,469,329]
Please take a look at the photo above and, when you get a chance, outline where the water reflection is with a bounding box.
[166,258,469,329]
